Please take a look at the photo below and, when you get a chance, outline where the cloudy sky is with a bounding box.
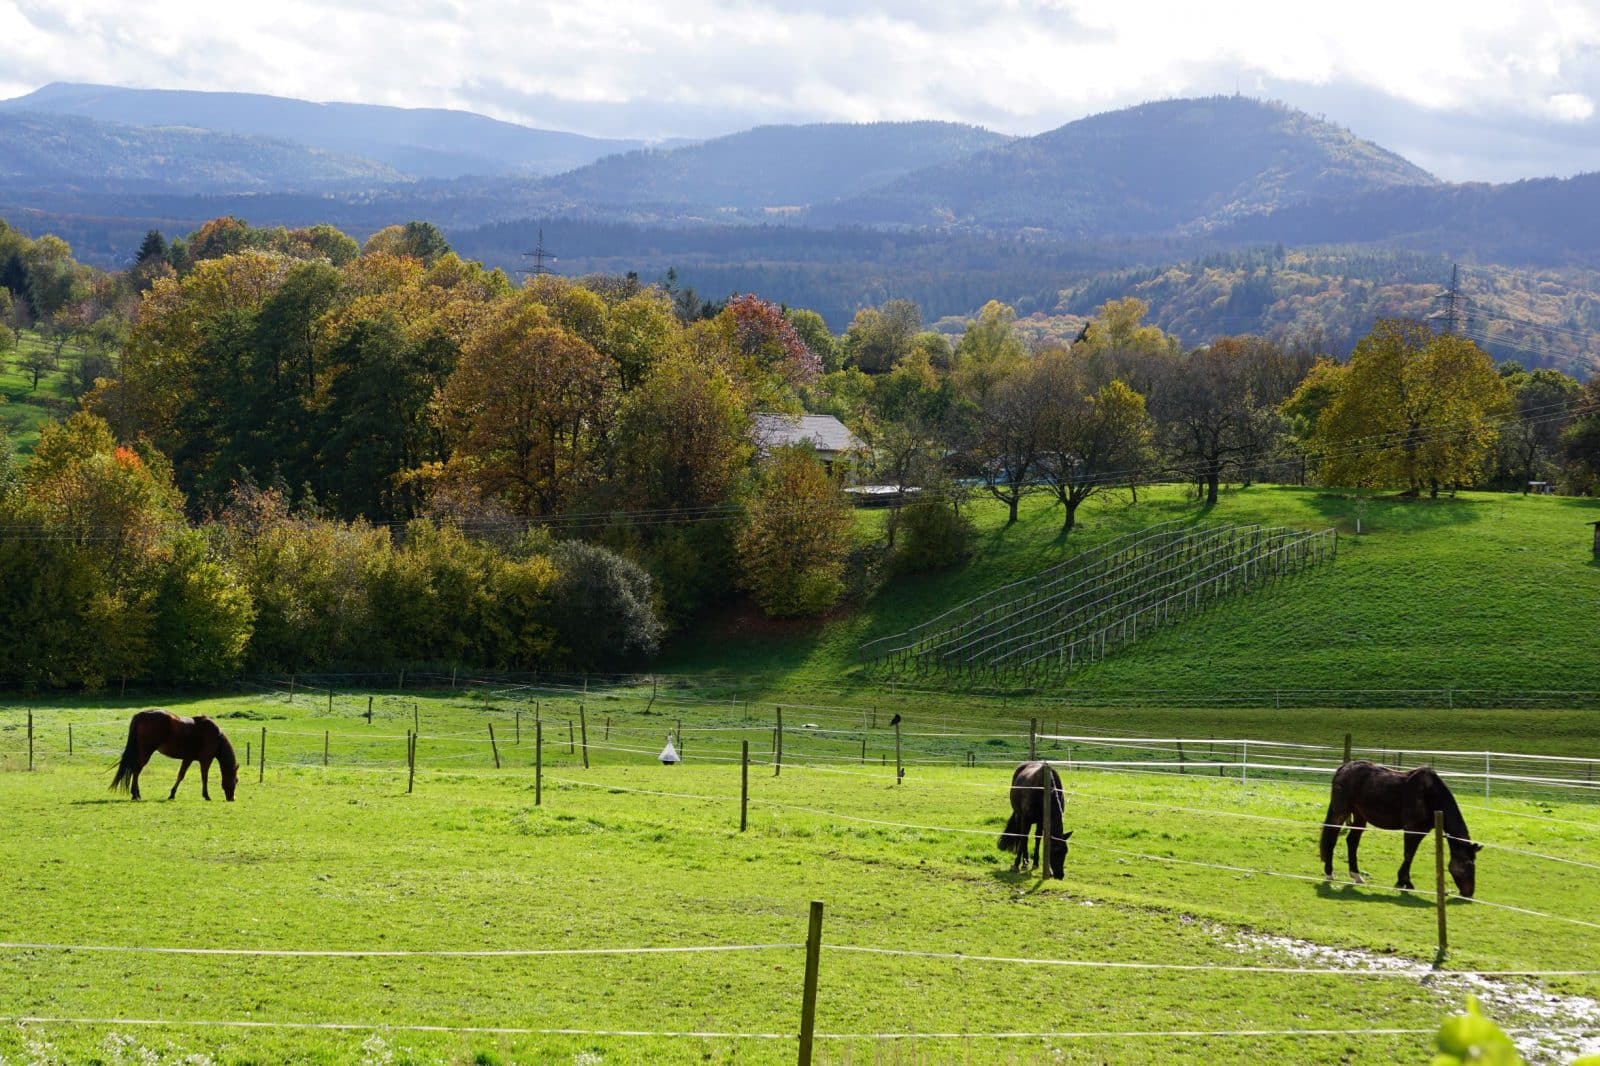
[2,0,1598,182]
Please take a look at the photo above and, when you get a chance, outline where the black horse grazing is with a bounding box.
[1320,760,1481,897]
[111,709,238,802]
[998,761,1072,878]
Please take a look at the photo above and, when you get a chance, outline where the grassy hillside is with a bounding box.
[664,484,1600,706]
[1,329,77,454]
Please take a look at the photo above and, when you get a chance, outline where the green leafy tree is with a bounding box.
[1032,351,1153,531]
[843,298,920,373]
[1311,320,1511,497]
[786,308,839,373]
[541,540,663,669]
[736,445,854,616]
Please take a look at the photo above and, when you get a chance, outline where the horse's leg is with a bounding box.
[132,744,155,801]
[168,759,192,800]
[200,758,212,801]
[1396,830,1424,890]
[1320,797,1349,879]
[1346,819,1367,883]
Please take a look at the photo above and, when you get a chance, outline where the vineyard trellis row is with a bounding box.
[862,522,1337,679]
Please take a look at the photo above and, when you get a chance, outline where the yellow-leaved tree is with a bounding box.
[1303,320,1510,496]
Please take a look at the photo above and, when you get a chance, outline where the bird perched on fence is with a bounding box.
[889,713,902,727]
[659,735,680,765]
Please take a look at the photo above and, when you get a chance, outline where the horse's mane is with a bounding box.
[1421,768,1471,846]
[213,729,238,775]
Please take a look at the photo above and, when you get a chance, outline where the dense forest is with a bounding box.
[3,212,1597,689]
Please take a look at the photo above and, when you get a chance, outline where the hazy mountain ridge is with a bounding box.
[0,82,642,179]
[0,111,404,192]
[812,96,1439,234]
[534,121,1012,210]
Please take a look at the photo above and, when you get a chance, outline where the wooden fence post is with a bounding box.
[407,731,415,794]
[413,702,419,735]
[605,716,611,740]
[1177,740,1185,774]
[246,741,251,767]
[323,730,329,767]
[1343,733,1352,764]
[488,723,500,769]
[775,706,783,777]
[68,722,73,757]
[1434,810,1448,963]
[580,706,589,770]
[328,688,334,715]
[895,717,903,783]
[259,727,266,784]
[1029,717,1037,760]
[515,710,520,746]
[535,720,543,806]
[677,719,683,760]
[860,736,866,765]
[366,696,373,725]
[798,900,824,1066]
[568,720,575,755]
[1041,770,1055,879]
[27,710,34,771]
[740,741,749,832]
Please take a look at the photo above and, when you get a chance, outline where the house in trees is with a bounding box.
[753,413,862,473]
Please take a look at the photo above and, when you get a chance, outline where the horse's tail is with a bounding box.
[110,716,142,792]
[997,807,1027,855]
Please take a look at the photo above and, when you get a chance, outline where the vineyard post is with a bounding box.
[259,727,266,784]
[798,900,824,1066]
[488,723,500,769]
[1434,810,1448,964]
[740,741,749,832]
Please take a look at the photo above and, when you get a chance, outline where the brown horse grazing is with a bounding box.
[1320,760,1481,897]
[997,761,1072,878]
[110,710,238,802]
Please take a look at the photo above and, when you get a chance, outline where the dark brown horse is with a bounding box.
[110,710,238,801]
[997,760,1072,878]
[1320,760,1481,897]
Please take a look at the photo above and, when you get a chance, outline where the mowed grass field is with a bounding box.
[1,689,1597,1065]
[666,485,1600,703]
[1,328,78,456]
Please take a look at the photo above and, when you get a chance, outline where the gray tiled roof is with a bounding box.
[753,413,862,456]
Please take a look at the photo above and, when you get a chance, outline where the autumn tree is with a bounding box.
[842,298,920,373]
[1309,320,1511,496]
[736,445,854,617]
[432,300,617,517]
[970,360,1044,524]
[1031,350,1153,532]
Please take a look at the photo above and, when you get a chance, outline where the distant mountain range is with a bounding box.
[812,97,1439,234]
[0,82,644,179]
[1,83,1597,373]
[0,111,403,192]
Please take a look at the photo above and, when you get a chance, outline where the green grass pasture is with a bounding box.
[1,690,1595,1064]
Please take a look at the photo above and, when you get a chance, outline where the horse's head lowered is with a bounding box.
[1046,830,1074,879]
[1448,841,1483,898]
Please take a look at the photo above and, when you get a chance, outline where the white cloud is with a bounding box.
[1,0,1598,179]
[1543,91,1595,121]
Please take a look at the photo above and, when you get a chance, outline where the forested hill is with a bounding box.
[813,96,1438,234]
[534,122,1011,211]
[0,112,404,191]
[1215,172,1600,268]
[0,82,641,179]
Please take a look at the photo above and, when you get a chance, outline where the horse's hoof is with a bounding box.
[1349,871,1365,884]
